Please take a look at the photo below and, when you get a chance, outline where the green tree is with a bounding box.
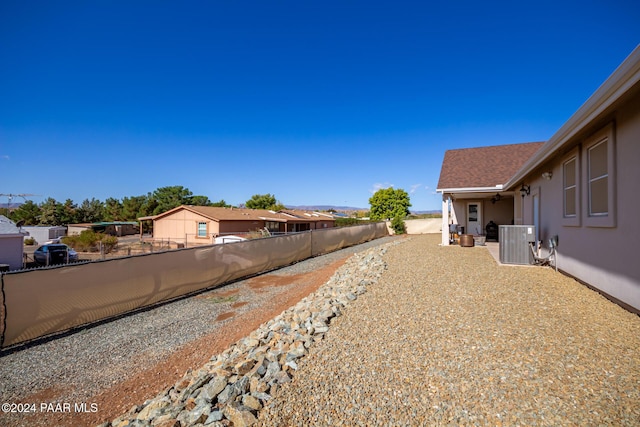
[10,200,41,225]
[151,186,193,215]
[189,195,212,206]
[39,197,63,225]
[211,199,231,207]
[122,195,146,221]
[77,198,104,223]
[245,193,281,210]
[59,199,78,224]
[140,192,159,217]
[104,197,124,221]
[368,187,411,221]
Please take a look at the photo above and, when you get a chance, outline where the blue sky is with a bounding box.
[1,1,639,211]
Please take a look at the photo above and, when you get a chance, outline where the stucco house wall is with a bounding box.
[153,209,221,245]
[519,92,640,311]
[0,236,24,270]
[313,220,334,229]
[0,216,27,270]
[483,198,515,229]
[218,219,268,234]
[449,197,514,237]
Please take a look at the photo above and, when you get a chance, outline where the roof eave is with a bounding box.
[259,217,287,222]
[437,185,504,193]
[505,45,640,190]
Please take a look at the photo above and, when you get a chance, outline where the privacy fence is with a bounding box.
[0,223,388,349]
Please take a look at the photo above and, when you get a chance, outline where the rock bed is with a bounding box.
[258,234,640,426]
[101,242,393,426]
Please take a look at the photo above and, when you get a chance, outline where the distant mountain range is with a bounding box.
[1,201,439,216]
[286,205,440,215]
[0,203,23,209]
[285,205,366,212]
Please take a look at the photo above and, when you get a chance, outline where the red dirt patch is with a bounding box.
[231,301,248,309]
[247,274,304,289]
[198,288,239,298]
[215,311,236,321]
[20,385,70,403]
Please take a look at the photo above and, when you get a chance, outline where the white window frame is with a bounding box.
[583,123,616,228]
[561,146,580,227]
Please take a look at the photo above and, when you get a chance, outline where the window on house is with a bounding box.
[583,123,615,228]
[265,221,280,232]
[588,139,608,216]
[197,222,207,238]
[563,157,577,217]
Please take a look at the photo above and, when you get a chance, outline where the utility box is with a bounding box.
[499,225,536,265]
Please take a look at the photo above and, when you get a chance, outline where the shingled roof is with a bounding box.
[152,205,288,222]
[437,142,544,190]
[152,205,334,223]
[0,215,25,236]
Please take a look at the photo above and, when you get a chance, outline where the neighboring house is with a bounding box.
[278,209,336,231]
[22,225,67,244]
[438,45,640,313]
[67,221,139,237]
[0,215,28,270]
[147,205,336,246]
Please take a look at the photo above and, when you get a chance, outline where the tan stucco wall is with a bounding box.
[405,218,442,234]
[519,93,640,311]
[449,198,514,236]
[483,198,515,228]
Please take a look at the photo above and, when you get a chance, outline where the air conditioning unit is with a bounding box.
[499,225,536,265]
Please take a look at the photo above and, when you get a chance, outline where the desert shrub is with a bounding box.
[64,230,118,252]
[24,237,36,246]
[101,235,118,253]
[390,215,407,235]
[335,217,369,227]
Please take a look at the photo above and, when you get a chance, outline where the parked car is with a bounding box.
[33,244,78,265]
[214,235,247,244]
[45,236,65,244]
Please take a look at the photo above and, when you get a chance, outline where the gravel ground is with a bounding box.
[258,234,640,426]
[0,236,397,426]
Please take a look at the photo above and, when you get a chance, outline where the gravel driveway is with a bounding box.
[258,234,640,426]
